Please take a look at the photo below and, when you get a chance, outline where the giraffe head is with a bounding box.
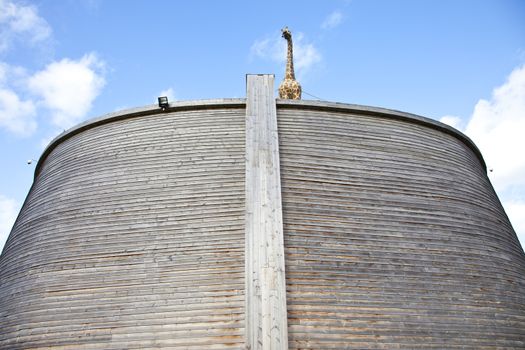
[279,26,301,99]
[281,27,292,40]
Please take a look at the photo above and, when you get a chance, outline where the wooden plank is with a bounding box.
[2,95,525,349]
[276,107,525,349]
[0,107,247,349]
[245,74,289,350]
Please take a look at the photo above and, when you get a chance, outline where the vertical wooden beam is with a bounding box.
[245,74,289,349]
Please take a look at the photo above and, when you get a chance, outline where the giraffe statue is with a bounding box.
[278,27,302,100]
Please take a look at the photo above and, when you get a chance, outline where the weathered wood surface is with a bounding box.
[0,104,246,349]
[1,95,524,349]
[245,75,288,350]
[276,103,525,349]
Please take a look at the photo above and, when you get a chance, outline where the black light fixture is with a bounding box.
[158,96,169,110]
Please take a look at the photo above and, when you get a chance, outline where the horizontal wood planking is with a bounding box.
[0,107,246,349]
[276,107,525,349]
[1,97,524,349]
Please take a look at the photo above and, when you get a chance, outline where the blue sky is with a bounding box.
[1,0,524,251]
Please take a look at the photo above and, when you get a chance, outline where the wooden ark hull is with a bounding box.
[1,76,524,349]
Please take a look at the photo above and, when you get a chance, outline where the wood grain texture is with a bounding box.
[0,104,246,349]
[276,103,525,349]
[245,75,288,350]
[1,97,524,349]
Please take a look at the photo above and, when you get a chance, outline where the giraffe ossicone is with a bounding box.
[278,27,302,100]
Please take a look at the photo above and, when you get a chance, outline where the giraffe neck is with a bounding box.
[285,37,295,80]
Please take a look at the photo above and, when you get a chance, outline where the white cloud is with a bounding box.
[0,0,51,52]
[159,87,175,101]
[465,64,525,192]
[251,37,285,63]
[0,194,19,252]
[294,35,322,76]
[321,11,344,30]
[0,88,36,135]
[448,63,525,249]
[39,130,61,150]
[0,62,7,84]
[28,53,106,128]
[440,64,525,247]
[439,115,463,130]
[250,31,322,79]
[0,61,27,83]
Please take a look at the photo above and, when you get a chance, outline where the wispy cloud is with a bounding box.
[250,31,321,79]
[321,10,344,30]
[159,87,175,102]
[0,62,6,83]
[1,53,106,137]
[0,1,107,138]
[443,64,525,245]
[0,194,19,252]
[0,61,26,84]
[0,88,36,135]
[0,62,36,135]
[28,53,106,129]
[439,115,463,130]
[0,0,51,52]
[465,64,525,193]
